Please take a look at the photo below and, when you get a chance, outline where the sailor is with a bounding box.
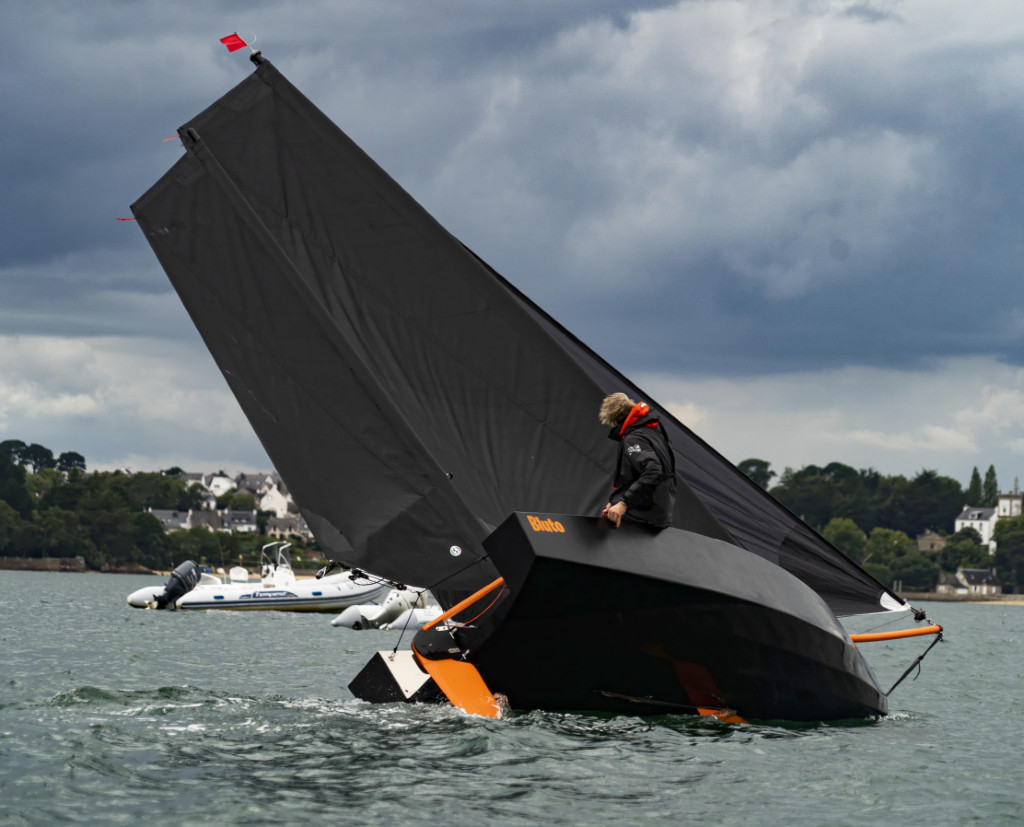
[599,392,677,529]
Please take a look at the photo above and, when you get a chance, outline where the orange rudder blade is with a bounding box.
[412,645,503,718]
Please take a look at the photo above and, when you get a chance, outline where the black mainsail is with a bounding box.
[133,57,901,619]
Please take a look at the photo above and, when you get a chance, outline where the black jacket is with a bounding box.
[608,411,676,528]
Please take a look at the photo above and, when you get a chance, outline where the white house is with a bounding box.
[997,493,1022,518]
[147,508,189,531]
[256,485,292,517]
[936,566,1001,596]
[266,513,314,542]
[230,472,295,517]
[187,508,258,534]
[954,506,997,549]
[203,472,236,498]
[954,493,1023,552]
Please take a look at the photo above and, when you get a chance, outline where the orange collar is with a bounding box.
[619,402,650,436]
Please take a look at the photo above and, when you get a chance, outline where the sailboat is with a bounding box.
[132,52,941,722]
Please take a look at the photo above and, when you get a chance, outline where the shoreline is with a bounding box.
[0,559,323,578]
[5,561,1023,602]
[902,592,1024,605]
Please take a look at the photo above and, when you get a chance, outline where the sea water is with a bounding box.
[1,570,1020,825]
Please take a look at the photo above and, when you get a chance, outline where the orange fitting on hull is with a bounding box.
[421,576,506,631]
[697,707,747,724]
[849,624,943,643]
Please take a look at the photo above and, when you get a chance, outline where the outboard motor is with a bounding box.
[155,560,201,609]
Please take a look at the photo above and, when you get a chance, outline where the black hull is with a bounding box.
[460,514,886,722]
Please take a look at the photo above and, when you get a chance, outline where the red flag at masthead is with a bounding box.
[220,33,248,52]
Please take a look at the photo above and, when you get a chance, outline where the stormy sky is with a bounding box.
[2,0,1024,493]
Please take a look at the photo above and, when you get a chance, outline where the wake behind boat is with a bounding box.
[132,51,942,722]
[127,542,390,611]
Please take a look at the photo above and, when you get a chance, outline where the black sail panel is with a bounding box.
[475,253,901,616]
[133,58,901,616]
[133,144,496,591]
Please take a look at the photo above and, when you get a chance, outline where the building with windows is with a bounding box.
[954,493,1024,552]
[916,529,946,552]
[936,566,1001,596]
[954,506,997,548]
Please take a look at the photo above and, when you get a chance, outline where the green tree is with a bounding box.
[939,528,988,571]
[949,526,983,546]
[830,465,880,530]
[25,468,64,502]
[176,483,208,512]
[216,489,238,510]
[0,501,23,553]
[992,515,1024,593]
[965,467,982,505]
[957,541,992,569]
[983,465,999,507]
[34,506,91,557]
[864,527,916,566]
[864,561,894,589]
[770,463,881,533]
[0,454,33,518]
[0,439,28,466]
[20,443,55,474]
[224,492,255,511]
[56,451,87,473]
[168,527,223,566]
[737,459,775,490]
[823,517,867,564]
[115,472,186,511]
[874,473,909,534]
[891,551,940,591]
[890,470,963,539]
[770,465,836,531]
[130,512,171,569]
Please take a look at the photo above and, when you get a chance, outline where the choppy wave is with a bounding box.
[2,572,1022,825]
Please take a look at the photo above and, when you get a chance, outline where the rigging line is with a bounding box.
[421,553,494,595]
[447,584,506,628]
[349,569,400,588]
[388,587,431,654]
[856,610,923,636]
[885,631,944,697]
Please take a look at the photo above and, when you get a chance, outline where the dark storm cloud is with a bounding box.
[482,2,1024,379]
[5,1,1022,367]
[0,0,678,334]
[3,0,1024,478]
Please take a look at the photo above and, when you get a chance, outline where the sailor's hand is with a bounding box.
[605,501,627,528]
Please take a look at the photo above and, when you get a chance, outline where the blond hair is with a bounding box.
[599,392,635,427]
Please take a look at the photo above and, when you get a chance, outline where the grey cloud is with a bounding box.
[3,0,1024,476]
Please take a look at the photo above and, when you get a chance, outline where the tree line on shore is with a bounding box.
[0,440,320,573]
[738,458,1022,593]
[2,439,1021,592]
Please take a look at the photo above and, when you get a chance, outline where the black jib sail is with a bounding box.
[133,56,902,617]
